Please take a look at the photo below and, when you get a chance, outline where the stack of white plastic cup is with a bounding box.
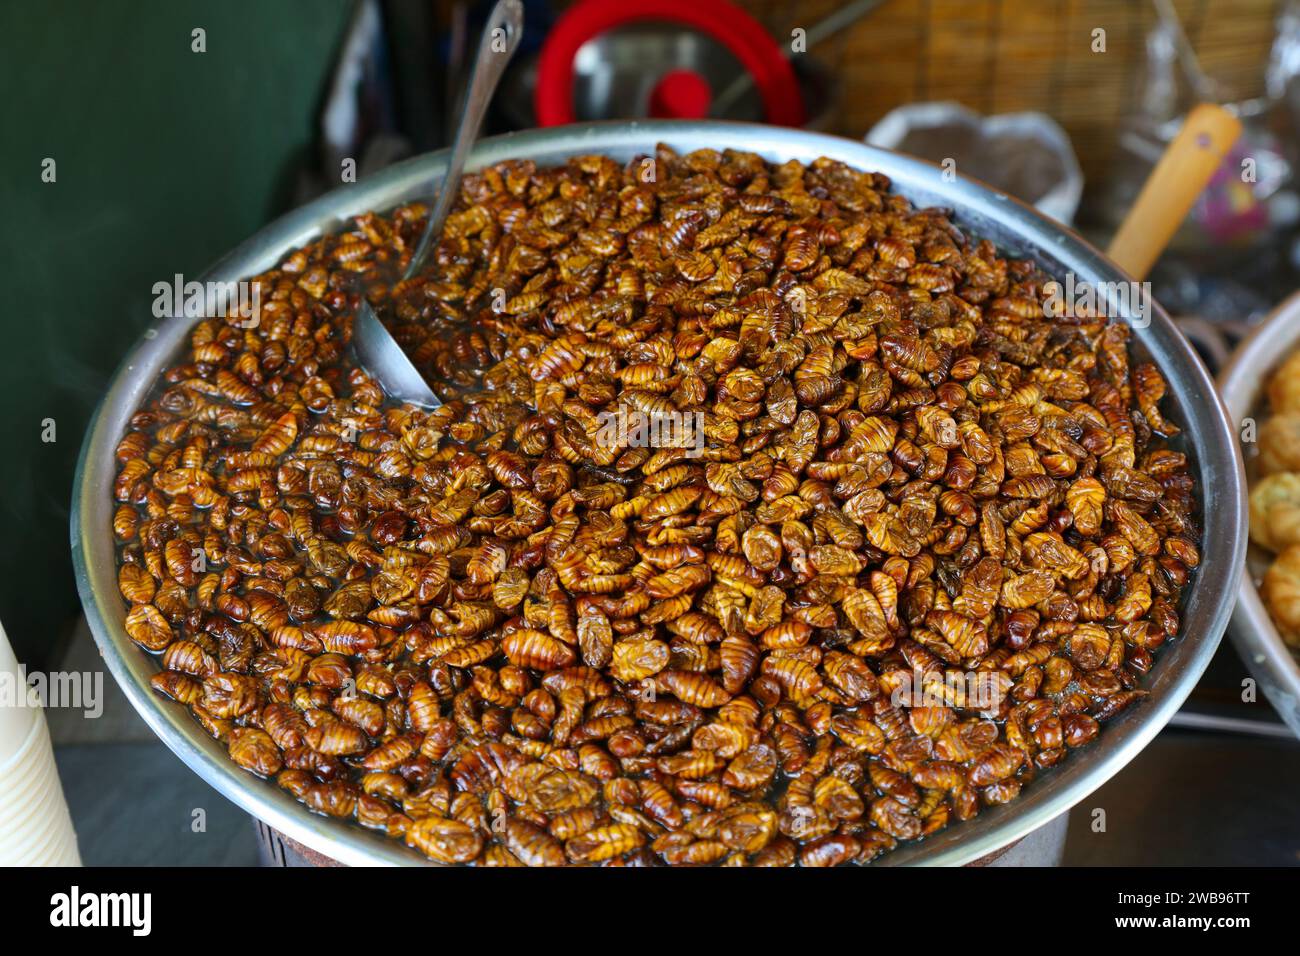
[0,621,81,865]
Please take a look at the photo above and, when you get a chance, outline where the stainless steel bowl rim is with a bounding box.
[1218,289,1300,738]
[72,119,1247,866]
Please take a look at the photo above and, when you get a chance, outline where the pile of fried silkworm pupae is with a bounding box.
[111,144,1198,866]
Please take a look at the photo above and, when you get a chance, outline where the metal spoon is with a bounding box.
[352,0,524,408]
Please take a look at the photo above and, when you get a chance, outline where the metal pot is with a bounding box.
[1218,291,1300,739]
[249,811,1071,867]
[71,120,1247,866]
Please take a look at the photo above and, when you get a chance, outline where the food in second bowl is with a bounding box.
[1250,352,1300,649]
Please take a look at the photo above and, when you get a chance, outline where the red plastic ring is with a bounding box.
[535,0,805,127]
[648,69,713,119]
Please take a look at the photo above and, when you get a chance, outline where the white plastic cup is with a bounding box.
[11,784,80,865]
[0,621,82,866]
[0,623,39,756]
[0,723,62,833]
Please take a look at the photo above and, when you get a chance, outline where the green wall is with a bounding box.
[0,1,353,666]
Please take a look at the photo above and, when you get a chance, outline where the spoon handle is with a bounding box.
[1106,103,1241,281]
[405,0,524,279]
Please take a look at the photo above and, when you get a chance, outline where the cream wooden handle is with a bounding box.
[1106,103,1242,280]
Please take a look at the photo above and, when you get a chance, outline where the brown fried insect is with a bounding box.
[405,816,485,864]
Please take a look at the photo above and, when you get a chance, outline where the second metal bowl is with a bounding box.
[1219,291,1300,738]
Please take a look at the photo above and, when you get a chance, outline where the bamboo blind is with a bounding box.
[736,0,1278,183]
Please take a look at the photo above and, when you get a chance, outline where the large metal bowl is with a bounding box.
[1219,291,1300,738]
[71,120,1247,866]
